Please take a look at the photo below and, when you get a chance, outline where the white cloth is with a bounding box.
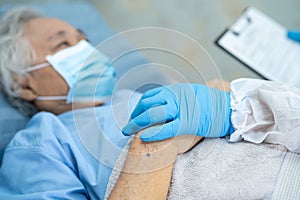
[168,138,286,200]
[230,78,300,153]
[104,137,287,200]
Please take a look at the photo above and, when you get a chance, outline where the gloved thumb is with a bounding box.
[139,121,178,142]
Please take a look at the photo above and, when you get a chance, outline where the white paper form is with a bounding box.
[216,7,300,87]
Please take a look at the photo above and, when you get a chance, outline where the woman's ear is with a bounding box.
[13,75,37,101]
[19,88,37,101]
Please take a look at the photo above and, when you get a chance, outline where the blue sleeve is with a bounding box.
[0,112,88,199]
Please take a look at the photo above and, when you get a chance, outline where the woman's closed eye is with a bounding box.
[55,41,70,50]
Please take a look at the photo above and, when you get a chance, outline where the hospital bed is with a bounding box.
[0,1,299,199]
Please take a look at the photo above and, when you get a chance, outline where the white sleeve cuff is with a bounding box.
[229,78,300,153]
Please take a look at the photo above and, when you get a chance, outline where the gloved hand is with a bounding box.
[122,84,234,142]
[287,30,300,43]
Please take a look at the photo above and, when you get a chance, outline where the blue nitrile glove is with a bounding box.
[287,30,300,43]
[122,84,234,142]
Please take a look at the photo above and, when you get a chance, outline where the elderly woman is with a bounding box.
[1,6,300,200]
[0,8,115,115]
[0,7,206,199]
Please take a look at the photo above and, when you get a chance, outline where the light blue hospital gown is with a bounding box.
[0,90,140,199]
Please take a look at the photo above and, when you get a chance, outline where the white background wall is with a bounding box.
[89,0,300,83]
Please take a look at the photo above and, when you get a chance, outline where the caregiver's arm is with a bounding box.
[230,78,300,153]
[108,133,202,200]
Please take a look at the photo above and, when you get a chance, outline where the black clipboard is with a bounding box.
[215,27,268,80]
[214,7,300,87]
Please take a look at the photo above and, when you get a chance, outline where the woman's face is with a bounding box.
[20,17,96,114]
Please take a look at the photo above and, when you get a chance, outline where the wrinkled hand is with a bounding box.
[287,30,300,43]
[122,84,234,142]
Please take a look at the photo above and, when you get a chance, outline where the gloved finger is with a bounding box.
[139,120,180,142]
[130,93,168,119]
[122,105,177,136]
[287,30,300,43]
[141,87,162,98]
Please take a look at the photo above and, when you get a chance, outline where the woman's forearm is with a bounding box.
[109,133,202,200]
[108,132,177,200]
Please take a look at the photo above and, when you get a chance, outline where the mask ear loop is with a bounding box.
[25,63,50,72]
[23,63,68,101]
[35,96,67,101]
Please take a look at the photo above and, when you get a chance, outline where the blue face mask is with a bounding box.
[26,40,116,103]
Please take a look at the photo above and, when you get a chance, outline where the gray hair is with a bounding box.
[0,7,42,116]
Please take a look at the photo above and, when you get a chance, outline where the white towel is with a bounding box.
[105,138,286,199]
[168,138,286,200]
